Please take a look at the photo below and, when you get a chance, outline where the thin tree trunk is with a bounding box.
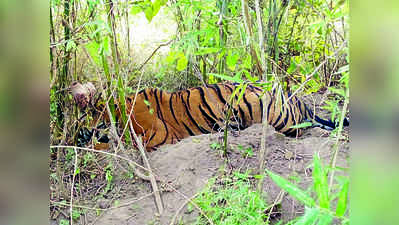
[255,0,269,193]
[240,0,263,78]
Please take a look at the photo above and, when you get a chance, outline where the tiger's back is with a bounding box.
[127,83,332,151]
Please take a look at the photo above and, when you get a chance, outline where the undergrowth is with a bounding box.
[193,171,271,225]
[193,154,349,225]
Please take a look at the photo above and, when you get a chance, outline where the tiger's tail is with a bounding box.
[305,106,350,131]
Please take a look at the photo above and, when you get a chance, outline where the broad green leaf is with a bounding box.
[85,41,101,66]
[295,207,319,225]
[266,170,315,207]
[208,73,243,83]
[152,0,162,17]
[176,54,188,71]
[130,4,142,15]
[313,154,330,209]
[226,50,240,71]
[166,51,177,63]
[290,121,313,129]
[242,54,252,69]
[144,5,154,22]
[287,58,297,74]
[101,36,111,56]
[336,177,349,217]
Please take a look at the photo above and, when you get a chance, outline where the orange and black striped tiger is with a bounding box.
[119,83,349,151]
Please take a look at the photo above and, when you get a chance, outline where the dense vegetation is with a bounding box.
[50,0,349,224]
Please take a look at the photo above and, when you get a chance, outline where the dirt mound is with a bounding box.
[93,124,349,225]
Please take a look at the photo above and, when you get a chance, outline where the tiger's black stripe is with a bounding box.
[199,105,221,132]
[243,94,253,120]
[180,94,211,134]
[196,87,219,120]
[169,92,180,125]
[210,84,227,105]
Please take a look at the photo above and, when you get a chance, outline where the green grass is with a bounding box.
[193,154,349,225]
[193,171,270,225]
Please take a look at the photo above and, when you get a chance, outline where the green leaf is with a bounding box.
[166,51,177,63]
[85,41,101,66]
[295,207,319,225]
[328,87,345,97]
[195,47,220,55]
[226,50,240,71]
[242,70,258,83]
[176,54,188,71]
[208,73,243,83]
[152,0,161,16]
[144,4,154,22]
[130,4,142,15]
[101,36,111,56]
[334,64,349,74]
[317,213,333,225]
[287,58,297,74]
[336,177,349,217]
[266,170,315,207]
[143,99,151,106]
[74,167,80,176]
[242,54,252,69]
[236,83,248,104]
[290,121,313,129]
[313,154,330,209]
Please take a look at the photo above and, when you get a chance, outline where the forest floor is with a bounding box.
[87,126,349,225]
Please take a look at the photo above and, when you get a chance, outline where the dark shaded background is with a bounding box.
[0,0,398,224]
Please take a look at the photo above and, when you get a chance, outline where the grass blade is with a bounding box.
[317,212,333,225]
[295,207,319,225]
[266,170,315,207]
[290,122,313,129]
[313,154,330,209]
[335,177,349,217]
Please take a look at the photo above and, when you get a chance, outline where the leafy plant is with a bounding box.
[266,154,349,224]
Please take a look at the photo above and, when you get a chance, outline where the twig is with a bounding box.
[255,0,269,193]
[169,193,199,225]
[138,40,173,71]
[50,145,151,181]
[128,121,164,215]
[265,190,284,224]
[70,147,78,225]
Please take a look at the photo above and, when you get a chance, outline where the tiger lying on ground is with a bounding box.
[109,83,348,151]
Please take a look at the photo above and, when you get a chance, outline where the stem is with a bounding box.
[255,0,269,193]
[328,87,349,192]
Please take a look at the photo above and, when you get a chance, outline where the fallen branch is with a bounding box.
[129,121,164,215]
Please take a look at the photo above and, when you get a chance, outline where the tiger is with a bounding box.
[117,83,349,151]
